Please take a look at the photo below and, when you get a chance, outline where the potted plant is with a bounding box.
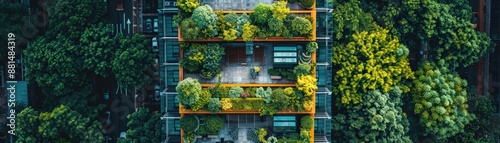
[298,0,314,9]
[183,132,198,143]
[254,66,260,74]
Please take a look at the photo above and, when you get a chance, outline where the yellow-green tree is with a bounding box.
[332,26,414,105]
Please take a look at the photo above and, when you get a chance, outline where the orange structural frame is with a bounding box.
[179,4,317,143]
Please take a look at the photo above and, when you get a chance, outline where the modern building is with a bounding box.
[157,0,333,142]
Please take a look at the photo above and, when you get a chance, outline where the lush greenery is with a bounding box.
[177,3,314,41]
[203,115,225,133]
[300,115,313,129]
[180,115,199,132]
[412,61,474,140]
[176,78,202,106]
[180,43,225,78]
[331,0,497,142]
[125,107,161,143]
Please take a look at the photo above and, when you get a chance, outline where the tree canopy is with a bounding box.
[126,107,162,143]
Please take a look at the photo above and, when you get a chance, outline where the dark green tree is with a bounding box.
[16,107,41,143]
[126,107,162,143]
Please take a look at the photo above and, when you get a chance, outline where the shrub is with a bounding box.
[252,3,273,25]
[242,22,258,42]
[271,88,291,110]
[241,92,250,98]
[300,129,311,143]
[267,136,278,143]
[284,87,295,96]
[256,87,265,98]
[180,18,201,40]
[236,13,252,37]
[267,69,281,76]
[221,28,238,41]
[296,75,318,97]
[293,63,312,76]
[412,61,474,140]
[224,13,239,26]
[268,17,285,36]
[178,0,199,13]
[299,0,314,8]
[180,115,199,132]
[229,86,244,98]
[260,103,279,116]
[271,1,290,21]
[210,86,229,98]
[257,128,268,143]
[191,88,212,111]
[221,98,233,110]
[176,78,202,106]
[203,44,225,72]
[204,115,224,133]
[264,87,273,103]
[191,5,218,29]
[290,17,312,36]
[301,116,313,129]
[244,87,257,97]
[306,42,318,53]
[208,98,221,114]
[302,100,313,111]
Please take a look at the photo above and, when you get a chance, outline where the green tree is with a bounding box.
[332,26,414,105]
[290,17,312,36]
[411,61,474,140]
[111,34,154,89]
[16,107,41,143]
[126,107,162,143]
[181,18,202,40]
[251,3,273,25]
[332,87,412,143]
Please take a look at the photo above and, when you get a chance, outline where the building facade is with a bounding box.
[157,0,333,142]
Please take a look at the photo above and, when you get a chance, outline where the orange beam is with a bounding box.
[200,83,296,87]
[180,109,314,114]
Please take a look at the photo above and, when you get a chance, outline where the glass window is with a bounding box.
[273,116,296,132]
[316,66,326,86]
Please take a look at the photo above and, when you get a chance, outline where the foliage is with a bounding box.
[267,136,278,143]
[221,28,238,41]
[183,132,196,143]
[299,0,314,8]
[208,98,222,113]
[412,61,474,140]
[293,63,313,76]
[448,91,500,142]
[271,88,290,110]
[268,69,281,76]
[176,78,202,106]
[252,3,274,25]
[177,0,199,13]
[211,86,229,98]
[111,34,154,89]
[331,0,373,40]
[17,105,105,142]
[229,86,244,98]
[300,129,311,143]
[260,103,279,116]
[241,92,250,98]
[258,128,268,143]
[236,13,252,36]
[256,87,266,98]
[332,26,414,105]
[191,5,218,37]
[180,115,199,132]
[242,22,258,42]
[271,1,290,21]
[204,115,224,133]
[254,66,261,72]
[203,43,225,72]
[290,17,312,36]
[400,0,495,69]
[302,100,314,111]
[191,88,212,111]
[306,42,318,53]
[180,18,202,40]
[245,87,257,97]
[301,115,313,129]
[126,107,161,143]
[224,13,239,26]
[332,88,411,143]
[296,75,318,97]
[267,17,286,37]
[221,98,233,110]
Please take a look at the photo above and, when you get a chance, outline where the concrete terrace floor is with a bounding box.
[184,43,295,84]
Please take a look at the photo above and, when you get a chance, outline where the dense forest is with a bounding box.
[330,0,499,142]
